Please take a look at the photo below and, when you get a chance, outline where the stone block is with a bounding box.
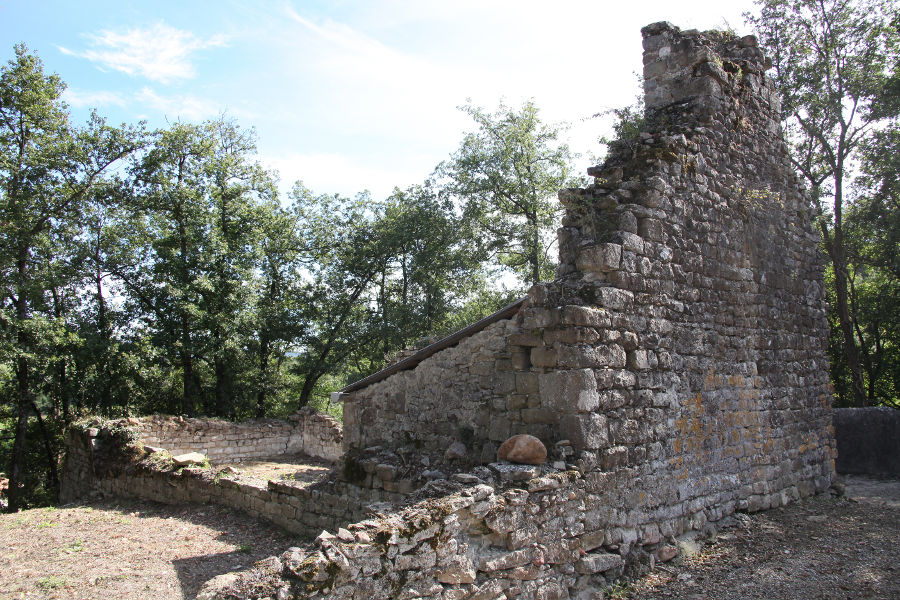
[509,333,543,347]
[531,346,558,368]
[560,413,608,451]
[539,369,599,413]
[596,287,634,310]
[627,349,653,371]
[562,305,610,327]
[576,243,622,273]
[576,552,624,574]
[638,218,665,241]
[516,372,539,394]
[523,307,560,329]
[436,555,477,584]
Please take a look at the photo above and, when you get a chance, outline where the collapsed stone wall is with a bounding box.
[59,414,378,538]
[344,319,544,462]
[134,408,343,463]
[201,471,642,600]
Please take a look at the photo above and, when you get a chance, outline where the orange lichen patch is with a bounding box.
[727,374,746,386]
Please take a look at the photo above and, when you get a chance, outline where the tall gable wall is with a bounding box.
[195,23,838,600]
[343,24,835,509]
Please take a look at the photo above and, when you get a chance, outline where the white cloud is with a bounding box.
[260,152,428,201]
[59,22,226,83]
[135,87,221,121]
[63,89,127,109]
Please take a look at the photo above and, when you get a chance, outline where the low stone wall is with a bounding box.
[834,407,900,475]
[59,418,389,538]
[135,408,342,463]
[199,464,755,600]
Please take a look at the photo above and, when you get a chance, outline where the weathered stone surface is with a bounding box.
[172,452,207,466]
[656,544,678,562]
[576,552,624,574]
[488,462,541,481]
[435,555,477,584]
[444,441,467,461]
[576,243,623,273]
[539,369,599,413]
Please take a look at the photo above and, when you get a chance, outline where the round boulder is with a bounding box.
[497,434,547,465]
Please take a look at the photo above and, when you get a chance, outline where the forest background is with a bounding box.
[2,0,898,510]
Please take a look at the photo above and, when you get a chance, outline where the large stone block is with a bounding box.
[539,369,599,413]
[576,243,622,273]
[560,413,608,451]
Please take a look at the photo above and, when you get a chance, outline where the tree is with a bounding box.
[289,182,491,408]
[290,185,399,407]
[124,117,275,417]
[252,199,304,417]
[201,118,275,418]
[0,45,142,510]
[841,87,900,406]
[747,0,899,406]
[369,184,488,360]
[438,101,579,286]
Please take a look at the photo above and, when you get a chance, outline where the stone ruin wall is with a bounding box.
[135,408,343,464]
[343,318,547,462]
[63,23,839,600]
[59,409,353,537]
[344,21,834,502]
[335,17,835,577]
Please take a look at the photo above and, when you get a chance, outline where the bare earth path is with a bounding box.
[0,499,295,600]
[625,475,900,600]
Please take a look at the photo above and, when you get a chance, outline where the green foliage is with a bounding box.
[748,0,900,407]
[438,100,579,285]
[290,180,489,406]
[0,44,578,508]
[599,96,646,155]
[36,575,66,589]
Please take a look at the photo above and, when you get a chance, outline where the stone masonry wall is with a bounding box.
[59,417,380,539]
[344,319,548,462]
[341,19,835,567]
[135,408,342,463]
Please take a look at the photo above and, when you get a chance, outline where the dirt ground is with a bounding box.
[0,499,295,600]
[0,475,896,600]
[215,453,332,488]
[624,475,900,600]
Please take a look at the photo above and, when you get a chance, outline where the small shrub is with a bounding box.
[37,575,66,590]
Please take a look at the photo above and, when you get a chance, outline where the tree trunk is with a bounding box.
[831,260,868,406]
[256,332,270,418]
[31,401,59,500]
[214,348,227,418]
[181,338,193,416]
[95,242,113,414]
[527,210,541,285]
[298,371,320,408]
[8,249,31,512]
[827,159,868,407]
[7,390,29,513]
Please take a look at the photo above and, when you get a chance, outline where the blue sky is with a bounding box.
[1,0,758,200]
